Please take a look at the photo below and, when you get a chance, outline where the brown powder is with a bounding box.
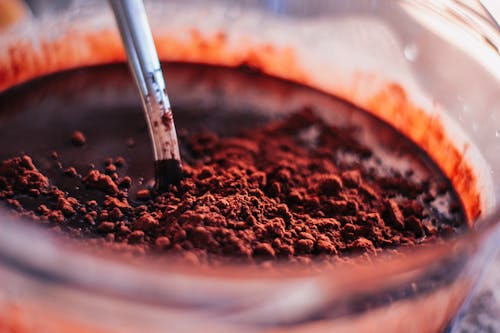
[70,130,86,146]
[0,108,465,265]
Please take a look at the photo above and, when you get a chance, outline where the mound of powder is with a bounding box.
[0,109,465,265]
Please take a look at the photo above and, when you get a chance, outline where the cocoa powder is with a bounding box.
[70,130,86,146]
[0,108,465,265]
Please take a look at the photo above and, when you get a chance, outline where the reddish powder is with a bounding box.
[0,109,465,265]
[70,130,86,146]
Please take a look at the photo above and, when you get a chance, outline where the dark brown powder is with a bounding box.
[0,108,465,265]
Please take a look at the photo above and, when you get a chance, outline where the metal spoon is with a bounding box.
[109,0,182,190]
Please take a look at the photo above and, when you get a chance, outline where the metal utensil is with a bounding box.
[110,0,182,190]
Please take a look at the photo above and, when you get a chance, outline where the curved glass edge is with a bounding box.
[406,0,500,53]
[0,209,497,314]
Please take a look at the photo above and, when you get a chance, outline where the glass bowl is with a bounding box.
[0,1,499,332]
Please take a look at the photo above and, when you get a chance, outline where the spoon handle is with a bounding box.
[110,0,182,189]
